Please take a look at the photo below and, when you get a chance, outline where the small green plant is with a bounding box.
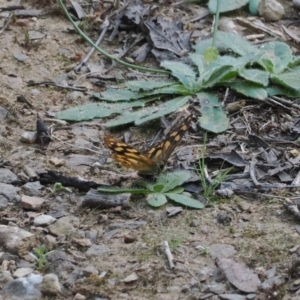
[197,245,209,255]
[169,238,184,250]
[29,245,48,270]
[97,171,204,209]
[196,133,232,200]
[52,182,72,194]
[24,29,30,49]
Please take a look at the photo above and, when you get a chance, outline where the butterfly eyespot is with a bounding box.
[104,115,192,175]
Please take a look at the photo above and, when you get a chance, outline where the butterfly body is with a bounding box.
[104,115,192,175]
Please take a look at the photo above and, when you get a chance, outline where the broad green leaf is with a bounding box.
[271,72,300,91]
[197,92,229,133]
[189,53,205,74]
[201,65,233,88]
[267,86,300,98]
[209,0,249,13]
[95,89,142,101]
[193,38,216,55]
[55,101,145,121]
[161,61,198,90]
[95,82,191,103]
[258,57,274,73]
[200,55,247,87]
[105,96,190,127]
[194,32,260,57]
[165,193,204,209]
[288,56,300,68]
[156,171,191,193]
[216,31,259,56]
[225,81,268,100]
[249,0,260,15]
[147,193,167,207]
[143,84,191,96]
[238,69,269,86]
[153,184,165,193]
[168,187,185,194]
[125,80,174,92]
[259,42,293,74]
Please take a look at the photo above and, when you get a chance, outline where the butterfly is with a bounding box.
[104,115,192,175]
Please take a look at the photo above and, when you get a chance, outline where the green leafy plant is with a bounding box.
[55,33,300,132]
[29,245,48,270]
[56,0,300,133]
[196,134,232,200]
[97,171,204,209]
[52,182,72,194]
[169,238,184,250]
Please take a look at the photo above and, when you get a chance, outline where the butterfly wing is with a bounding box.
[145,115,192,165]
[104,136,159,174]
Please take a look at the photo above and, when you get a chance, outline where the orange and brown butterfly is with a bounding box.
[104,115,193,175]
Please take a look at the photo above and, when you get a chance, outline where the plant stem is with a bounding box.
[57,0,170,75]
[212,0,220,47]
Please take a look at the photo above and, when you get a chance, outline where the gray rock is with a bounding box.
[74,138,91,149]
[209,244,236,260]
[0,106,8,121]
[0,74,23,92]
[20,131,37,143]
[258,0,285,21]
[190,278,199,288]
[216,258,261,293]
[65,154,98,169]
[29,30,46,40]
[21,195,45,211]
[0,195,8,208]
[30,89,40,96]
[41,273,61,296]
[49,219,74,236]
[16,259,34,268]
[0,169,18,184]
[1,277,41,299]
[73,293,87,300]
[0,270,14,286]
[13,267,34,278]
[82,265,99,276]
[34,215,56,226]
[219,294,247,300]
[85,229,99,242]
[22,181,43,196]
[103,229,119,241]
[59,215,80,227]
[0,225,33,254]
[207,282,226,294]
[44,234,57,250]
[66,91,84,102]
[260,276,285,292]
[181,284,189,293]
[14,54,28,62]
[86,244,110,256]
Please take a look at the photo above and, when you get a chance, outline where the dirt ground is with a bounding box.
[1,0,300,299]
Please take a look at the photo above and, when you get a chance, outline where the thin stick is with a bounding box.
[163,240,175,269]
[74,19,109,72]
[0,13,12,36]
